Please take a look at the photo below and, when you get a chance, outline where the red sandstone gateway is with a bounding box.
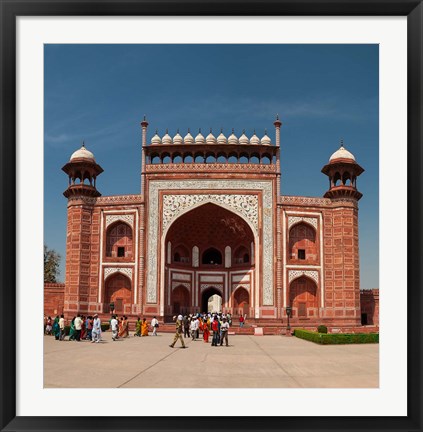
[46,116,378,332]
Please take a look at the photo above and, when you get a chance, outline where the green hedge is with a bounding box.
[294,329,379,344]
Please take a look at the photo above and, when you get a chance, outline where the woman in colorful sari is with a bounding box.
[53,316,60,340]
[68,317,76,341]
[119,316,129,338]
[141,318,149,336]
[202,318,210,343]
[135,317,141,337]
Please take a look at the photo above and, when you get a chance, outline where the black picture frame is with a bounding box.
[1,1,421,431]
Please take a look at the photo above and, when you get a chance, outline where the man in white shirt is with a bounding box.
[110,315,118,341]
[59,315,65,341]
[190,318,198,341]
[74,314,83,341]
[151,316,159,336]
[91,314,102,343]
[219,317,230,347]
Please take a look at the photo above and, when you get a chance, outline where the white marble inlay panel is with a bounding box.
[104,267,133,279]
[201,275,224,283]
[288,270,319,284]
[171,281,190,291]
[232,274,250,283]
[232,284,250,292]
[200,283,224,293]
[147,180,274,305]
[287,216,318,230]
[105,214,134,229]
[172,273,191,281]
[163,194,258,233]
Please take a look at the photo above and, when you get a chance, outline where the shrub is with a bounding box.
[294,329,379,344]
[317,325,328,334]
[101,324,110,332]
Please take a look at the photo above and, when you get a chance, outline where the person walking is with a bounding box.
[53,316,60,340]
[190,317,198,341]
[151,316,159,336]
[110,315,118,341]
[239,314,245,328]
[219,317,230,347]
[183,315,190,339]
[211,316,219,346]
[45,316,52,335]
[202,318,210,343]
[68,317,76,341]
[141,318,149,336]
[59,314,66,341]
[74,314,83,341]
[86,316,93,340]
[135,317,141,337]
[91,314,101,343]
[169,316,186,348]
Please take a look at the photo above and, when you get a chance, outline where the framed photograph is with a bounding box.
[1,1,421,431]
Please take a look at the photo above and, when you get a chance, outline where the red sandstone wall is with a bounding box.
[360,288,379,326]
[44,283,65,317]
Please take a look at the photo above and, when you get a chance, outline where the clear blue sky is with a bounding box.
[44,44,379,288]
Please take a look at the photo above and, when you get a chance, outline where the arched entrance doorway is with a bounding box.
[201,287,223,314]
[172,285,190,315]
[164,202,256,316]
[289,276,318,318]
[105,273,132,314]
[233,287,250,316]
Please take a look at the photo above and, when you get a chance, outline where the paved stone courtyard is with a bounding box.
[44,332,379,388]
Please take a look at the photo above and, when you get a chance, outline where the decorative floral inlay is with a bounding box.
[162,194,258,233]
[287,216,318,230]
[200,283,224,292]
[280,196,330,206]
[104,267,133,279]
[172,282,190,291]
[105,214,134,229]
[288,270,319,284]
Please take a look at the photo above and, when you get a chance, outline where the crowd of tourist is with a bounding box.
[44,312,246,346]
[171,312,238,348]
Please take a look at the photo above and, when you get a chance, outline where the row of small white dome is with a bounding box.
[150,129,272,146]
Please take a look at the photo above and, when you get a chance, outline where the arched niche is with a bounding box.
[288,222,317,263]
[104,273,132,313]
[202,247,222,266]
[289,276,318,318]
[105,222,133,259]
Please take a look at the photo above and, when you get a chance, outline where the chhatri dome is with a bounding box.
[217,129,227,145]
[195,129,205,144]
[70,143,96,162]
[329,142,356,162]
[151,130,162,145]
[162,129,173,145]
[206,129,217,145]
[173,130,183,145]
[184,129,194,144]
[239,130,249,145]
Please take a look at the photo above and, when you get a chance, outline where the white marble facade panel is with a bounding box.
[147,179,274,306]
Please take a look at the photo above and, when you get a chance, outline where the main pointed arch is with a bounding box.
[161,202,258,318]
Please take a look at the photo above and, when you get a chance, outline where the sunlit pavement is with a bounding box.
[44,332,378,388]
